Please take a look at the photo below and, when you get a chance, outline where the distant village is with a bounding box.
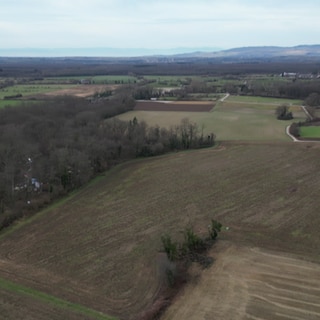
[280,72,320,79]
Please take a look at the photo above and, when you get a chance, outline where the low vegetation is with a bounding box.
[275,104,293,120]
[162,220,222,262]
[161,220,222,293]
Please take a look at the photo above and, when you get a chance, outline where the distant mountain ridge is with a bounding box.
[1,45,320,62]
[173,45,320,58]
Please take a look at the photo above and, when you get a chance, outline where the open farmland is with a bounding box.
[134,100,214,112]
[0,280,114,320]
[42,84,116,98]
[35,75,138,85]
[0,84,75,99]
[0,100,25,108]
[226,95,303,106]
[162,242,320,320]
[118,95,306,141]
[0,84,116,102]
[0,142,320,319]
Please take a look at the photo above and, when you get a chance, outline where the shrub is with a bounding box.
[161,234,178,261]
[208,219,223,240]
[182,227,205,253]
[275,105,293,120]
[289,123,300,137]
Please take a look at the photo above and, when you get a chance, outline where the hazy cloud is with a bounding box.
[1,0,319,52]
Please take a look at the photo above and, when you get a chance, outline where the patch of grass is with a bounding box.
[299,126,320,138]
[0,84,75,99]
[0,100,22,108]
[226,95,303,105]
[92,75,138,84]
[0,278,117,320]
[291,229,312,239]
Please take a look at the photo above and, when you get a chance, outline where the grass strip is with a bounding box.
[299,126,320,138]
[0,277,117,320]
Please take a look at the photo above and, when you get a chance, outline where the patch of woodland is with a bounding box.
[0,89,215,231]
[275,105,293,120]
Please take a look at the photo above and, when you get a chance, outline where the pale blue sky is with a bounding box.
[1,0,319,52]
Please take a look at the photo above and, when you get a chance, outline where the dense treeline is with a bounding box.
[1,57,319,77]
[244,79,320,99]
[0,93,214,229]
[135,78,320,101]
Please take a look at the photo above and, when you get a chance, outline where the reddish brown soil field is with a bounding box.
[134,100,214,112]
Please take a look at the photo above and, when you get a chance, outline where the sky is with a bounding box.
[1,0,320,55]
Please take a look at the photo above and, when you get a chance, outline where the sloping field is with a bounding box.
[0,84,74,99]
[0,285,105,320]
[0,142,320,319]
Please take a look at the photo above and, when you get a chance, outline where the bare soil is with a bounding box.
[42,85,117,98]
[134,101,214,112]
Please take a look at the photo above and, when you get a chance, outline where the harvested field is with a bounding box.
[0,142,320,319]
[162,242,320,320]
[0,287,101,320]
[42,85,117,98]
[134,100,214,112]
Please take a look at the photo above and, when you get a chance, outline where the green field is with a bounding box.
[0,100,22,108]
[226,95,303,105]
[0,278,115,320]
[300,126,320,138]
[30,75,139,85]
[118,96,306,141]
[144,75,245,88]
[0,84,74,99]
[91,75,137,84]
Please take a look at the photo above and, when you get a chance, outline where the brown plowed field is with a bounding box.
[0,143,320,319]
[134,100,214,112]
